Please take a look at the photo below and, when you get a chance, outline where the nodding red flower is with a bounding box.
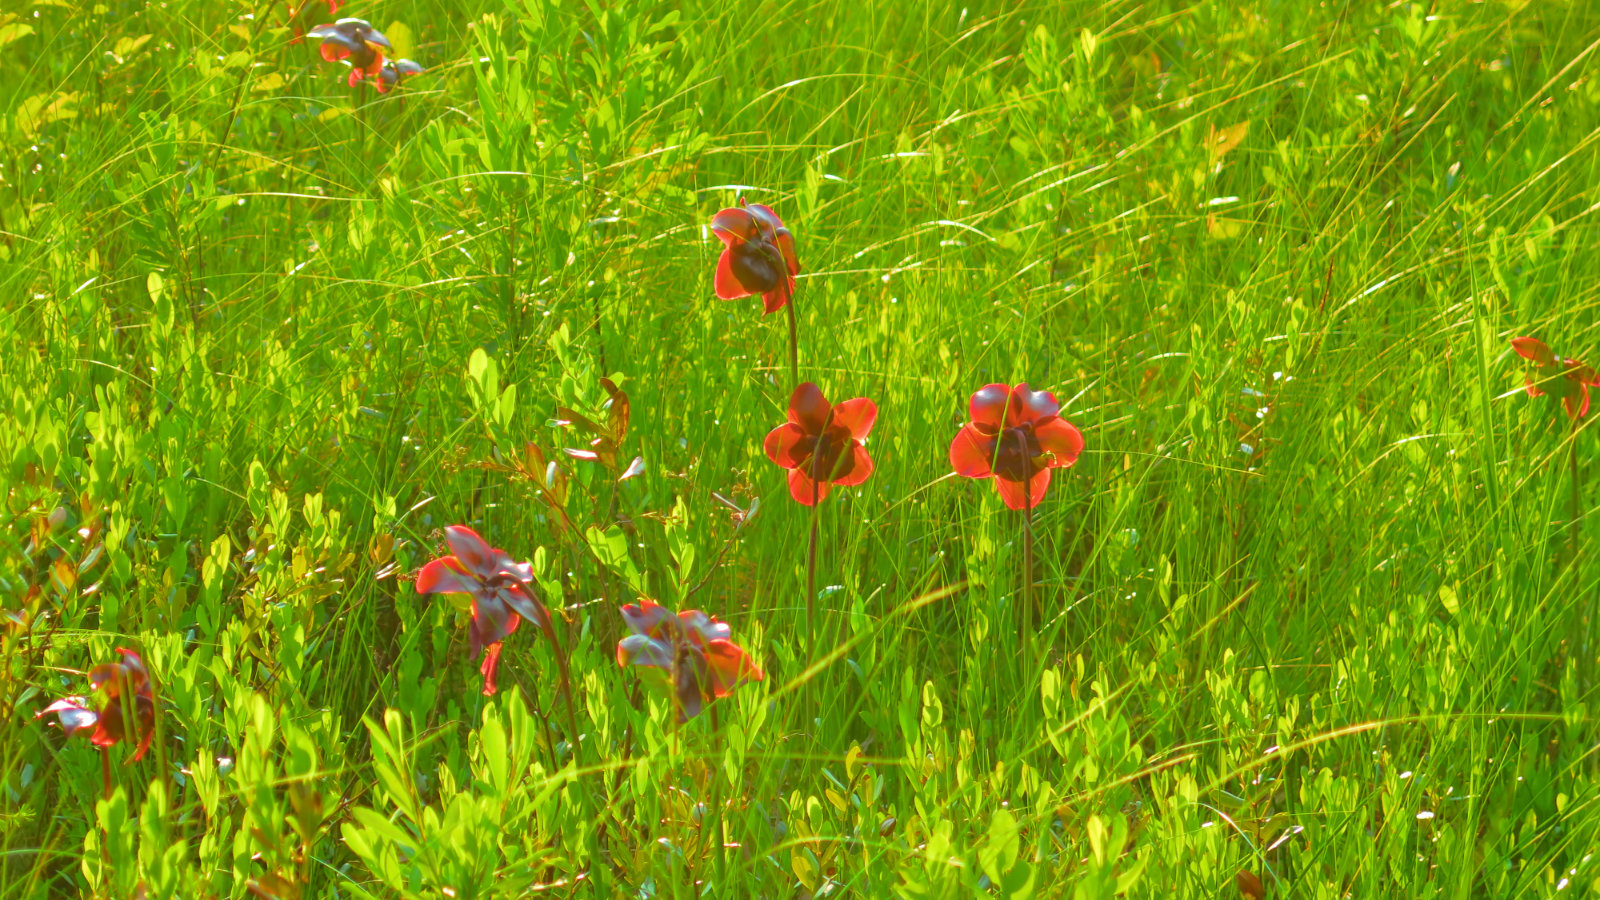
[415,526,551,696]
[285,0,344,43]
[308,18,392,88]
[950,383,1084,510]
[1512,336,1600,419]
[377,59,423,93]
[710,198,800,314]
[764,382,876,506]
[35,648,156,762]
[616,599,763,722]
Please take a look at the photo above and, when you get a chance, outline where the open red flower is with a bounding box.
[764,382,876,505]
[1512,336,1599,419]
[308,18,391,88]
[35,648,157,762]
[416,525,550,696]
[710,198,800,314]
[616,599,763,721]
[950,383,1084,510]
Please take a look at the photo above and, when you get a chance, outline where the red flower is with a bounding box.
[415,526,550,696]
[35,648,157,762]
[376,59,423,94]
[949,383,1084,510]
[1512,336,1600,419]
[710,198,800,314]
[616,599,764,721]
[308,18,391,88]
[764,382,876,505]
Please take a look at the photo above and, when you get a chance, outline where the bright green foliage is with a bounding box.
[3,0,1600,896]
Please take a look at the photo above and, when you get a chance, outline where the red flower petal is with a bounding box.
[479,642,505,696]
[950,424,995,478]
[995,468,1051,510]
[714,249,751,300]
[710,207,754,248]
[617,633,673,668]
[443,526,494,576]
[831,397,877,440]
[1034,416,1085,467]
[968,383,1012,429]
[832,442,874,486]
[621,599,677,638]
[789,468,833,506]
[416,557,478,594]
[1512,336,1555,365]
[501,584,550,630]
[1525,374,1546,398]
[704,639,763,697]
[760,280,793,314]
[788,382,831,433]
[319,42,349,62]
[129,702,155,762]
[347,69,364,88]
[1567,385,1591,419]
[472,595,520,647]
[678,609,732,644]
[746,203,785,235]
[764,422,809,469]
[1008,383,1060,427]
[774,229,800,276]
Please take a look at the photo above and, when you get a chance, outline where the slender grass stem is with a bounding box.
[1023,494,1035,673]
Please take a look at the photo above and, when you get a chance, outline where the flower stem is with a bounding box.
[100,748,111,801]
[539,616,584,771]
[807,484,820,662]
[1022,495,1036,671]
[783,279,799,387]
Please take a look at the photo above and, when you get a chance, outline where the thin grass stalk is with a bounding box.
[782,279,799,387]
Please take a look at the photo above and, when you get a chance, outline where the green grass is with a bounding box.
[3,0,1600,895]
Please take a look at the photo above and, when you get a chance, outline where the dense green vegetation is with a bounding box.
[4,0,1600,895]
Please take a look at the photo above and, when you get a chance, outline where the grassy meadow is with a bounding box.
[4,0,1600,895]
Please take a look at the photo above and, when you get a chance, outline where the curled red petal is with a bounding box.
[788,468,833,506]
[621,598,677,638]
[443,526,494,576]
[761,279,794,314]
[479,642,504,696]
[788,382,830,433]
[1008,383,1060,427]
[950,424,995,478]
[1035,416,1085,467]
[128,701,155,762]
[1568,385,1591,419]
[764,422,809,470]
[832,442,874,487]
[746,203,785,235]
[501,584,550,631]
[319,42,349,62]
[714,249,751,300]
[416,557,479,595]
[704,640,763,696]
[831,397,877,440]
[968,383,1012,429]
[1525,374,1545,398]
[1511,336,1556,365]
[710,207,754,247]
[994,468,1052,511]
[774,229,800,276]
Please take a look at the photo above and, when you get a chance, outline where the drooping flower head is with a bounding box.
[416,526,550,696]
[950,383,1084,510]
[308,18,392,88]
[377,59,424,93]
[764,382,876,506]
[1512,336,1599,419]
[35,648,157,762]
[710,198,800,314]
[616,599,763,721]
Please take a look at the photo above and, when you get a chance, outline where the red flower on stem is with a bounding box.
[711,199,800,315]
[1512,336,1599,419]
[36,648,157,762]
[616,599,763,722]
[415,525,551,696]
[377,59,424,94]
[308,18,392,89]
[764,382,876,506]
[950,383,1084,510]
